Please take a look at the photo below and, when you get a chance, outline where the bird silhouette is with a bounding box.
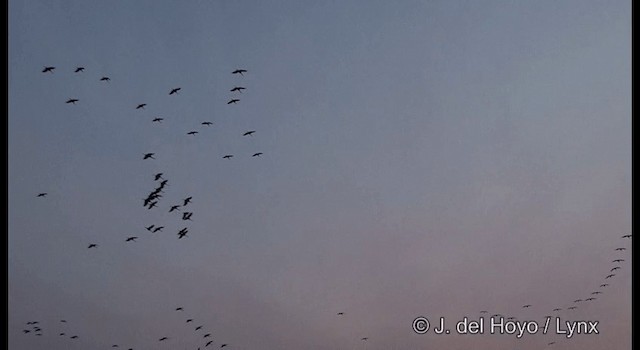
[154,173,163,181]
[615,247,626,251]
[59,332,65,336]
[42,66,55,73]
[169,87,181,95]
[600,284,609,288]
[195,325,203,331]
[605,274,616,279]
[66,99,79,104]
[183,197,192,206]
[169,205,181,212]
[552,308,562,312]
[100,77,110,82]
[70,335,79,339]
[147,201,158,209]
[143,153,155,160]
[153,226,164,233]
[126,237,138,242]
[611,266,621,272]
[136,104,147,109]
[176,307,183,311]
[159,337,168,341]
[573,299,582,303]
[361,337,368,341]
[206,341,213,347]
[591,291,602,295]
[22,330,30,334]
[88,244,98,249]
[232,69,247,76]
[187,131,199,135]
[204,333,211,338]
[74,67,84,73]
[252,152,263,157]
[337,312,344,315]
[186,319,193,323]
[585,297,596,301]
[613,259,625,263]
[202,121,213,126]
[243,130,256,136]
[230,87,246,93]
[152,117,164,123]
[220,345,227,348]
[567,306,577,310]
[522,304,532,308]
[622,234,632,238]
[60,320,66,323]
[223,155,233,159]
[37,193,47,197]
[227,99,240,104]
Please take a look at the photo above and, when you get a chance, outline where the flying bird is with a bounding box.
[220,345,227,348]
[143,153,155,160]
[154,173,163,181]
[88,244,98,249]
[183,197,192,206]
[591,291,602,295]
[136,104,147,109]
[152,117,163,123]
[223,155,233,159]
[147,201,158,209]
[567,306,577,310]
[230,86,246,93]
[337,312,344,315]
[186,319,193,323]
[125,236,138,242]
[522,304,532,308]
[100,77,110,82]
[361,337,368,341]
[232,69,247,76]
[169,205,181,212]
[243,130,255,136]
[178,231,188,239]
[22,330,30,334]
[187,131,199,135]
[159,337,168,341]
[600,284,609,288]
[59,333,65,336]
[206,341,213,347]
[60,320,66,323]
[252,152,263,157]
[37,193,47,197]
[204,333,211,338]
[153,226,164,233]
[611,266,621,272]
[622,234,632,238]
[145,225,155,232]
[553,308,562,312]
[573,299,582,303]
[615,247,626,251]
[202,121,213,126]
[42,66,55,73]
[169,87,181,95]
[585,297,596,301]
[74,67,84,73]
[70,335,79,339]
[227,99,239,104]
[613,259,625,263]
[605,274,616,279]
[195,326,203,331]
[176,307,183,311]
[66,99,79,104]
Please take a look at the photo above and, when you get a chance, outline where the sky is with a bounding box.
[8,1,631,349]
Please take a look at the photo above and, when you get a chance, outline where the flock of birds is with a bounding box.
[20,65,631,349]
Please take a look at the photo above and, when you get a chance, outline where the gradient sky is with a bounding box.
[8,1,631,349]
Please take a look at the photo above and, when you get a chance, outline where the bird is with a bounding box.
[178,231,188,239]
[169,87,181,95]
[202,121,213,126]
[573,299,582,303]
[615,247,626,251]
[553,308,562,312]
[600,284,609,288]
[567,306,577,310]
[232,69,247,76]
[42,66,55,73]
[88,244,98,249]
[585,297,596,301]
[361,337,368,341]
[252,152,263,157]
[605,274,616,279]
[622,234,632,238]
[187,131,199,135]
[112,345,119,348]
[74,67,84,73]
[186,319,193,323]
[100,77,110,82]
[143,153,155,160]
[206,341,213,347]
[182,212,193,221]
[176,307,183,311]
[220,345,227,348]
[147,201,158,209]
[204,333,211,338]
[136,103,147,109]
[169,205,181,212]
[153,226,164,233]
[183,197,192,206]
[66,98,79,104]
[522,304,532,308]
[230,87,246,93]
[126,236,138,242]
[22,330,30,334]
[159,337,168,341]
[152,117,164,123]
[59,332,65,336]
[37,193,47,197]
[70,335,79,339]
[223,155,233,159]
[154,173,163,181]
[591,291,602,295]
[146,225,155,232]
[243,130,256,136]
[337,312,344,316]
[611,266,621,272]
[60,320,67,323]
[160,180,168,187]
[613,259,625,263]
[227,99,240,104]
[195,326,203,331]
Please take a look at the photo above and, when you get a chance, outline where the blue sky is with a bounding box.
[9,1,631,349]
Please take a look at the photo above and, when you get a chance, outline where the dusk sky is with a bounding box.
[8,1,631,349]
